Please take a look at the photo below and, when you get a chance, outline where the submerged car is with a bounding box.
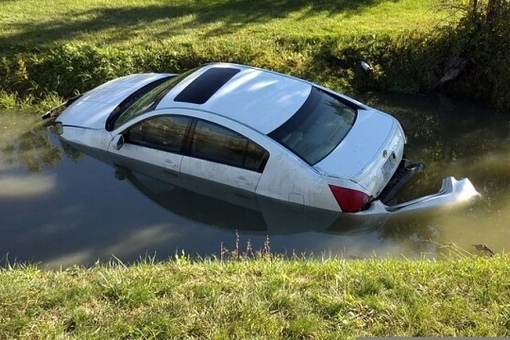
[46,63,479,214]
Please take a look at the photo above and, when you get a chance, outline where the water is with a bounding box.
[1,94,509,267]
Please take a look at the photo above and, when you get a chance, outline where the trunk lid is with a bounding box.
[314,108,405,196]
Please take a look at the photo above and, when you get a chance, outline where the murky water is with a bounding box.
[1,94,509,267]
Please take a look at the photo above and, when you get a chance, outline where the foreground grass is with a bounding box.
[1,256,509,338]
[0,0,451,51]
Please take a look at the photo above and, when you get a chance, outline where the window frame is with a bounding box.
[186,119,269,173]
[124,115,193,154]
[122,115,270,173]
[268,86,358,165]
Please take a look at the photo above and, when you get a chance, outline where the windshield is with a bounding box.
[112,68,198,130]
[268,87,356,165]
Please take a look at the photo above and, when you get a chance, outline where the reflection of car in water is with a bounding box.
[112,164,390,235]
[46,63,479,214]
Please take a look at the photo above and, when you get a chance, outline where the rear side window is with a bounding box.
[190,120,269,172]
[126,116,192,153]
[269,87,356,165]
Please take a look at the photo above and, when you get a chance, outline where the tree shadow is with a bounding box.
[1,0,400,51]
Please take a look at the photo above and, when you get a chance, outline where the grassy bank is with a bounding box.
[1,3,509,336]
[0,0,450,49]
[1,1,509,110]
[0,0,460,111]
[1,255,509,338]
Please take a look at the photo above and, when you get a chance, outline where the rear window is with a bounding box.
[268,87,356,165]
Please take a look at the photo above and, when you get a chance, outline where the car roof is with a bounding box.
[156,63,312,134]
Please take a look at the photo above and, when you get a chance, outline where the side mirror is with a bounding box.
[112,135,124,151]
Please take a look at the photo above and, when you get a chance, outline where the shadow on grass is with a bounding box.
[0,0,400,50]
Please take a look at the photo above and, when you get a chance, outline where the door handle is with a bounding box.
[235,176,253,187]
[163,158,179,170]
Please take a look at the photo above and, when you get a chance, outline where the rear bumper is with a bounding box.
[362,177,480,215]
[377,160,425,205]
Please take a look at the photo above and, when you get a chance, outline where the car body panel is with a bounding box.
[313,108,404,197]
[157,64,312,134]
[61,126,112,152]
[108,142,183,184]
[254,148,340,211]
[180,156,262,194]
[57,73,170,129]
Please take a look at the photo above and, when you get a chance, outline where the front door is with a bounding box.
[108,115,192,186]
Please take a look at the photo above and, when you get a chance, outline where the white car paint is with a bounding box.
[60,73,170,129]
[314,108,404,196]
[106,107,341,211]
[53,62,479,215]
[157,66,312,134]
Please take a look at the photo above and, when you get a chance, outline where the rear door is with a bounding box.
[179,119,269,207]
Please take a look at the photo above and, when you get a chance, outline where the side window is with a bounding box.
[125,116,191,153]
[190,120,269,172]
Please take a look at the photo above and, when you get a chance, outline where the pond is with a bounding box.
[1,93,509,267]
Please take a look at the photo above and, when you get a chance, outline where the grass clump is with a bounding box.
[1,256,510,338]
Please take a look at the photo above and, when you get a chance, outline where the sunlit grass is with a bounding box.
[0,255,509,338]
[0,0,461,109]
[0,0,453,49]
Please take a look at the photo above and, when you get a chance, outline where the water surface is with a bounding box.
[0,94,509,267]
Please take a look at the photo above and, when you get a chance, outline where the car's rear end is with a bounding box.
[267,84,409,213]
[313,106,409,212]
[310,103,478,215]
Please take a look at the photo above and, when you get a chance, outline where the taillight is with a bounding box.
[329,185,370,213]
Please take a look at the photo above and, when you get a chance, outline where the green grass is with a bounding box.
[1,3,509,338]
[0,1,459,112]
[2,1,509,110]
[0,0,452,50]
[1,255,509,338]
